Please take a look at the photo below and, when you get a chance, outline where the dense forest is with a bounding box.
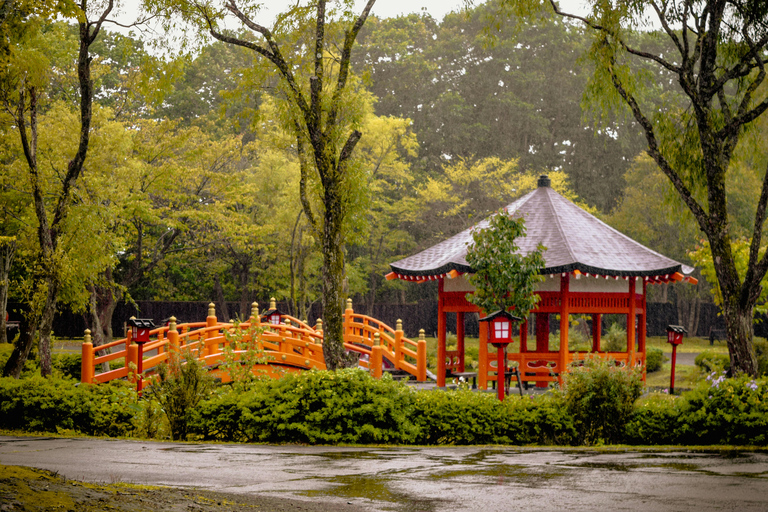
[2,0,739,356]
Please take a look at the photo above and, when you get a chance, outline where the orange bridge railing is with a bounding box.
[81,299,429,389]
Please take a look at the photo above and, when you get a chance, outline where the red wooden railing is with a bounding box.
[81,300,428,389]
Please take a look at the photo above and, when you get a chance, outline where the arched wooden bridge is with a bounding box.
[81,300,429,389]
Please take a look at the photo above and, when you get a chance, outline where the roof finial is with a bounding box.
[538,175,551,188]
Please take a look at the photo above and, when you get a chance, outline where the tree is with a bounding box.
[497,0,768,375]
[354,4,647,211]
[153,0,377,369]
[0,2,118,377]
[464,208,545,317]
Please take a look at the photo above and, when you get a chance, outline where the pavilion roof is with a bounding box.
[389,175,694,284]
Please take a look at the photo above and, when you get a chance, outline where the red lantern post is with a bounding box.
[127,318,155,394]
[480,310,521,401]
[666,325,687,395]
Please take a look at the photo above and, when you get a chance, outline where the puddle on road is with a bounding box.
[300,474,450,512]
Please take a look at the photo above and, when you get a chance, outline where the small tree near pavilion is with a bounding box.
[465,209,545,320]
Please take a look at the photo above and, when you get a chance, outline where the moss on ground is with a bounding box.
[0,464,363,512]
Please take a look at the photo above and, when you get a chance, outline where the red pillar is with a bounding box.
[437,280,447,388]
[628,277,637,367]
[592,313,602,352]
[535,313,549,352]
[534,313,549,388]
[457,311,465,372]
[639,279,648,380]
[520,318,528,353]
[559,273,570,385]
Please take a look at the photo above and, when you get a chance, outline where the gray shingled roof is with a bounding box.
[390,176,693,279]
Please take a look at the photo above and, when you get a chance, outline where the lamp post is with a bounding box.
[480,310,521,401]
[666,325,687,395]
[127,318,155,394]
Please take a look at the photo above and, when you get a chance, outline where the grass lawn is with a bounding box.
[646,335,729,354]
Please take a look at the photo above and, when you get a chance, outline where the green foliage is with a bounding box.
[754,338,768,376]
[465,209,545,316]
[602,323,627,352]
[144,350,215,441]
[645,346,665,373]
[220,321,272,391]
[624,393,679,445]
[410,389,575,445]
[52,353,81,380]
[195,369,419,444]
[695,350,731,373]
[191,369,575,446]
[676,374,768,445]
[0,377,137,436]
[561,356,643,445]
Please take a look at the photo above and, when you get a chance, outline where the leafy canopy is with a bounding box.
[465,209,545,316]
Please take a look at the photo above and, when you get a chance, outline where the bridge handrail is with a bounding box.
[81,300,428,386]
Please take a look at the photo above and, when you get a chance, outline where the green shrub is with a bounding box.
[0,376,137,436]
[753,338,768,376]
[624,393,679,445]
[602,323,627,352]
[561,355,643,444]
[675,373,768,445]
[53,353,81,380]
[410,390,574,445]
[144,351,214,441]
[695,350,730,373]
[645,347,665,373]
[233,369,419,444]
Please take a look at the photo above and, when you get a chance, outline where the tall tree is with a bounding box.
[498,0,768,375]
[153,0,377,368]
[0,2,117,377]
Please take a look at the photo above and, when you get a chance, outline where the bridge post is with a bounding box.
[250,302,259,324]
[344,299,354,339]
[417,329,427,382]
[81,329,94,384]
[127,343,139,384]
[168,316,179,360]
[394,319,403,369]
[371,332,383,379]
[206,302,217,357]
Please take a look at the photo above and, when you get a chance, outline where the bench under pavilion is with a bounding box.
[387,175,696,389]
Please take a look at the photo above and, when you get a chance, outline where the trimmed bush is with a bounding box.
[624,394,679,445]
[410,390,574,445]
[753,338,768,376]
[561,355,643,445]
[0,376,137,436]
[695,350,730,373]
[645,347,665,373]
[193,369,420,444]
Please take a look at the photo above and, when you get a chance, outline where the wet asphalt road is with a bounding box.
[1,436,767,511]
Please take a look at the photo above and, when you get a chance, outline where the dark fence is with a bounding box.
[3,299,733,341]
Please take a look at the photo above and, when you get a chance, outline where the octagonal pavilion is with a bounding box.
[387,175,696,389]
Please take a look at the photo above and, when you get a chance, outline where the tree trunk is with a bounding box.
[0,240,15,344]
[214,274,230,322]
[37,278,57,377]
[721,300,758,376]
[320,185,355,370]
[2,315,36,378]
